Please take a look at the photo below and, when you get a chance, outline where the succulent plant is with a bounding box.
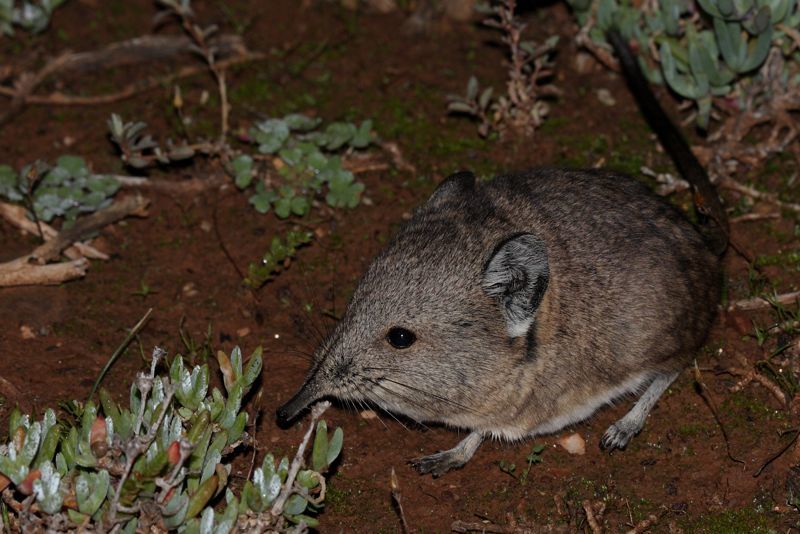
[0,0,66,36]
[0,155,120,226]
[566,0,800,128]
[0,346,343,532]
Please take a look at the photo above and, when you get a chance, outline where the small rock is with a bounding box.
[595,88,616,107]
[20,325,35,339]
[360,409,378,420]
[573,51,599,74]
[182,282,199,298]
[200,220,212,233]
[237,327,251,338]
[557,432,586,455]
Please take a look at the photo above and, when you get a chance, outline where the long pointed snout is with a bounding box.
[276,382,319,427]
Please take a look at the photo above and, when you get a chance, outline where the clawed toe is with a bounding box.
[409,451,464,477]
[600,422,634,451]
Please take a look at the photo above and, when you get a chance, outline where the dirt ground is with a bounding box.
[1,0,799,532]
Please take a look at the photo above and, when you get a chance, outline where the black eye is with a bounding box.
[386,327,416,349]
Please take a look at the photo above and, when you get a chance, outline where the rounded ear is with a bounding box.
[482,233,549,338]
[427,171,475,207]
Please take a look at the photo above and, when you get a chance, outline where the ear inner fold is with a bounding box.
[482,233,550,338]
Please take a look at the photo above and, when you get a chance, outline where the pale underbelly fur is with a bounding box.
[487,371,654,441]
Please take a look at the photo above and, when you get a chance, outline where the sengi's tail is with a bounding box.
[607,30,728,256]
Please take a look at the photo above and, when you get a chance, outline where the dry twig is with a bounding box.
[730,212,781,223]
[0,196,149,287]
[390,468,411,534]
[693,362,745,465]
[626,514,659,534]
[106,349,173,528]
[728,291,800,312]
[582,500,603,534]
[270,401,331,519]
[725,354,787,406]
[30,195,149,264]
[0,201,107,260]
[0,34,254,123]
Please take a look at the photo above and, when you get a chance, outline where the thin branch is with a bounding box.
[112,174,224,194]
[106,349,172,528]
[0,201,107,260]
[30,195,149,264]
[730,212,781,223]
[0,52,73,126]
[626,514,660,534]
[693,362,745,465]
[390,467,411,534]
[582,500,602,534]
[270,401,330,518]
[0,51,265,108]
[88,308,154,403]
[724,354,788,406]
[728,291,800,312]
[753,428,800,477]
[719,177,800,215]
[0,257,90,287]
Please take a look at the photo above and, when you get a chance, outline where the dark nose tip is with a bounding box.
[276,386,316,428]
[275,403,296,429]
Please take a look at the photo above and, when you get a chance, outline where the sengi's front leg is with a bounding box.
[409,431,483,477]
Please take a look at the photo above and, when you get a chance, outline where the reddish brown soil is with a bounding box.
[1,1,799,532]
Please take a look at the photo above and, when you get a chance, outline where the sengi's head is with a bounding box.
[276,172,550,428]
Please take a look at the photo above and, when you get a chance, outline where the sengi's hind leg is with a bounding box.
[410,431,483,477]
[601,370,680,450]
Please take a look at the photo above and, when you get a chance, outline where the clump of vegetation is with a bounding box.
[101,0,378,286]
[497,443,546,483]
[568,0,800,130]
[237,114,372,216]
[0,156,120,227]
[107,114,198,170]
[245,230,313,289]
[448,0,560,137]
[0,0,66,36]
[0,346,342,532]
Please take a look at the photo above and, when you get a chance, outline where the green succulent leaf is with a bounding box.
[284,113,322,132]
[251,119,290,154]
[349,120,374,148]
[284,493,308,516]
[327,427,344,467]
[76,470,110,516]
[312,421,329,472]
[32,462,62,515]
[231,154,254,189]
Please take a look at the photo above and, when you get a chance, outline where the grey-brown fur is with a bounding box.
[277,167,720,476]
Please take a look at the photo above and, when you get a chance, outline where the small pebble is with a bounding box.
[20,325,35,339]
[182,282,199,298]
[360,409,378,420]
[237,327,251,338]
[558,432,586,455]
[595,88,616,107]
[573,51,599,74]
[200,220,212,233]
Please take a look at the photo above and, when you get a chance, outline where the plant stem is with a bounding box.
[270,401,331,519]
